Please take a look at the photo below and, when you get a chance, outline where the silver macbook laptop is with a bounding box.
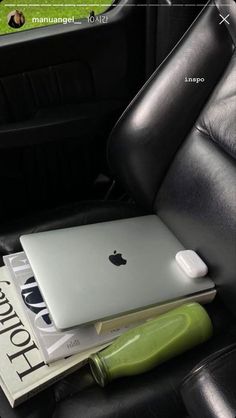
[20,215,215,330]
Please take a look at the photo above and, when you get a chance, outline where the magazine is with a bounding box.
[4,252,133,363]
[0,266,106,407]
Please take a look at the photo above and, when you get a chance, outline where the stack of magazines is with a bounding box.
[0,252,133,407]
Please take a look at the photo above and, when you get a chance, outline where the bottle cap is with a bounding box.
[89,353,108,387]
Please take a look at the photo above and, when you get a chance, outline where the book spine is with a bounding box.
[95,290,217,334]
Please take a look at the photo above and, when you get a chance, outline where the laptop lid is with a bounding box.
[20,215,215,330]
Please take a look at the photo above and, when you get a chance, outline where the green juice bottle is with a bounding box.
[89,303,213,386]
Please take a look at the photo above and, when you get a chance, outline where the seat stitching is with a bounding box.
[195,124,236,160]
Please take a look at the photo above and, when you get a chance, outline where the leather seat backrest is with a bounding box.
[108,0,236,313]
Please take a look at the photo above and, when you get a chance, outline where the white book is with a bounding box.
[3,252,133,363]
[0,266,107,408]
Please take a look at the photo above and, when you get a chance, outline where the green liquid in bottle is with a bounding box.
[89,303,213,386]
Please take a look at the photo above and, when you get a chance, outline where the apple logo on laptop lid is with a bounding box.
[109,251,127,267]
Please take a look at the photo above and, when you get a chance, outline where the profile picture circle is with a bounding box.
[7,10,25,29]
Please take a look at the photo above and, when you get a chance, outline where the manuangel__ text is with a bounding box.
[32,17,76,24]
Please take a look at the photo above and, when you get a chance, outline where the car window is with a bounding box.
[0,1,111,35]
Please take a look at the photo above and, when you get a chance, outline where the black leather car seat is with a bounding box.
[108,0,236,315]
[0,0,236,417]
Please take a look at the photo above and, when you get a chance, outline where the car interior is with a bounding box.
[0,0,236,416]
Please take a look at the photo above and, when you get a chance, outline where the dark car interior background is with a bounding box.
[0,0,200,223]
[0,0,236,416]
